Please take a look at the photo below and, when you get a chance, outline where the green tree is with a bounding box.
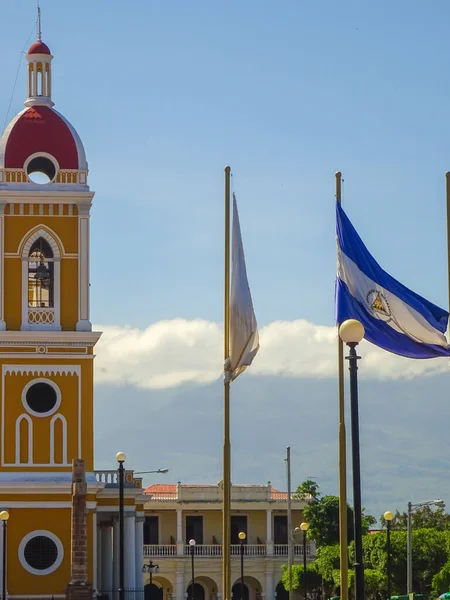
[294,479,321,501]
[303,495,375,547]
[281,563,322,597]
[381,504,450,531]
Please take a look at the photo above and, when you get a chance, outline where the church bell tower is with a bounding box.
[0,14,101,595]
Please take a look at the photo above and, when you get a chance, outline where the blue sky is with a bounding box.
[2,0,450,329]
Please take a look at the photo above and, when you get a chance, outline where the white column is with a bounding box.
[102,524,114,592]
[76,203,92,331]
[135,515,145,590]
[93,511,98,591]
[266,509,273,556]
[113,518,120,590]
[176,570,185,600]
[124,514,136,590]
[265,566,274,600]
[176,508,184,556]
[0,201,7,330]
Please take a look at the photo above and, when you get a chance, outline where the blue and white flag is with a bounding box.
[335,202,450,358]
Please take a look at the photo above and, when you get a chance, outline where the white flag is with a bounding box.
[229,194,259,380]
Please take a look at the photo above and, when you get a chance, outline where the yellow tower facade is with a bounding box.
[0,32,102,595]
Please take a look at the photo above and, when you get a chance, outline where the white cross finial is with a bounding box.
[37,3,42,41]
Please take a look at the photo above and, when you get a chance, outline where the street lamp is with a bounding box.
[142,560,160,585]
[189,539,196,600]
[116,451,126,600]
[238,532,246,600]
[407,499,444,593]
[300,522,309,600]
[0,511,9,600]
[384,511,393,600]
[339,319,365,600]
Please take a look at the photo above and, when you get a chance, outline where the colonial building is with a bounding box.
[0,26,144,598]
[140,483,316,600]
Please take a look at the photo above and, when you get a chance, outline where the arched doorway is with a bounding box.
[186,583,205,600]
[232,583,249,600]
[276,582,288,600]
[145,584,163,600]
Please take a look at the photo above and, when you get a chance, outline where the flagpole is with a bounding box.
[336,171,348,600]
[446,172,450,329]
[223,165,232,600]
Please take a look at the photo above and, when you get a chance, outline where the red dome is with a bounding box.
[28,41,51,55]
[4,106,79,169]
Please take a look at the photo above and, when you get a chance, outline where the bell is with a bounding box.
[34,262,49,281]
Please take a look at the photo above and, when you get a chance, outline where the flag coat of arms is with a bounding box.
[335,202,450,358]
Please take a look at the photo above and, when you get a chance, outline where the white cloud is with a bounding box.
[93,319,449,390]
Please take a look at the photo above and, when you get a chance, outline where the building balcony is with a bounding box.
[143,543,315,558]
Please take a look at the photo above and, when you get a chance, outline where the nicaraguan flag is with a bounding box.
[335,202,450,358]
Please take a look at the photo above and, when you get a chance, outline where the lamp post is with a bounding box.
[116,452,126,600]
[142,560,160,586]
[189,539,196,600]
[300,522,309,600]
[135,469,169,475]
[384,512,393,600]
[0,511,9,600]
[406,499,444,593]
[238,532,246,600]
[339,319,365,600]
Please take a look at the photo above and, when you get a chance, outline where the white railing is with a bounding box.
[273,544,313,556]
[144,545,177,557]
[183,545,266,557]
[231,544,266,556]
[145,494,178,501]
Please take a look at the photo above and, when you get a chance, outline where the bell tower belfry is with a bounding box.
[0,17,102,595]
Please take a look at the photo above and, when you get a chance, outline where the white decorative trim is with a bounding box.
[76,213,91,331]
[18,530,64,576]
[20,226,63,332]
[22,378,62,418]
[23,153,60,185]
[49,414,67,465]
[4,365,79,376]
[0,331,101,344]
[15,414,33,465]
[20,226,63,259]
[2,365,80,467]
[0,205,5,330]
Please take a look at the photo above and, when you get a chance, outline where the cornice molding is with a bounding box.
[0,331,102,345]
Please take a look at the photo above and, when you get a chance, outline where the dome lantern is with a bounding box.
[25,6,54,109]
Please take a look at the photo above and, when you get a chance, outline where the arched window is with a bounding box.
[21,228,61,331]
[28,238,54,309]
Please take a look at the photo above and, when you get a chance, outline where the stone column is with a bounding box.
[101,524,114,592]
[265,565,274,600]
[124,514,136,590]
[113,518,120,591]
[176,570,185,600]
[66,458,93,600]
[135,516,145,590]
[266,510,273,556]
[176,509,183,556]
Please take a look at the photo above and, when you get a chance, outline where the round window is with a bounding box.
[22,379,61,417]
[19,531,64,576]
[24,535,58,570]
[26,156,56,184]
